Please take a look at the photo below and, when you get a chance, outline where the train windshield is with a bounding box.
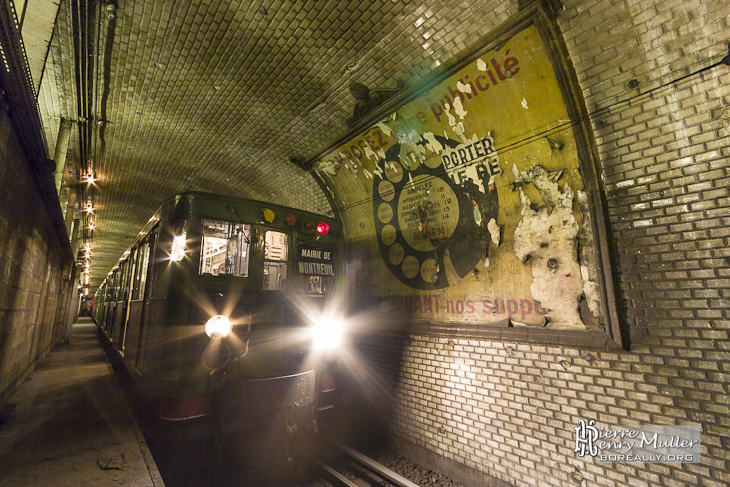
[263,230,288,290]
[199,219,251,277]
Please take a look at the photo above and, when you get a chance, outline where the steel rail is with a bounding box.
[315,459,361,487]
[338,444,422,487]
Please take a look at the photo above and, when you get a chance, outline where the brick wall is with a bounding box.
[357,1,730,486]
[0,107,73,405]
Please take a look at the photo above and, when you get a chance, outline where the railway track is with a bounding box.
[314,442,422,487]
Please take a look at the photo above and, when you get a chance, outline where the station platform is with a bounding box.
[0,317,165,487]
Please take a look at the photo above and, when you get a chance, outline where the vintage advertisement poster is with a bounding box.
[315,25,603,331]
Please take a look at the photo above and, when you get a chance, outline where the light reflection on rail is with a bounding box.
[314,440,422,487]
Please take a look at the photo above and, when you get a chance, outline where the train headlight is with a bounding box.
[312,317,342,350]
[170,219,188,262]
[170,235,186,261]
[205,315,232,339]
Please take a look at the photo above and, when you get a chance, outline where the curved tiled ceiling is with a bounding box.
[34,0,519,287]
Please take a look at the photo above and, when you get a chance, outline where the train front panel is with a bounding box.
[98,192,344,422]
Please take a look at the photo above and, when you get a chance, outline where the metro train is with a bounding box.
[92,192,343,463]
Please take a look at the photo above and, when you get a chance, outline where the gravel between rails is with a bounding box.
[300,450,467,487]
[368,450,467,487]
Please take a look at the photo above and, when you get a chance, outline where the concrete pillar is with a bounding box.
[53,119,72,194]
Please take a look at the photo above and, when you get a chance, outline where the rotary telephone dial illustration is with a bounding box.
[372,135,499,290]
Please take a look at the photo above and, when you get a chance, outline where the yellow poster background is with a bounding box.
[316,25,592,328]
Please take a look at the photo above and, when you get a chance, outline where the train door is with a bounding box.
[122,239,151,367]
[115,257,133,349]
[262,229,289,290]
[135,227,159,374]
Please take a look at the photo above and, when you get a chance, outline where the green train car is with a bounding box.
[93,192,343,443]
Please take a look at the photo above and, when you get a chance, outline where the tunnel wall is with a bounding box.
[0,106,74,406]
[337,1,729,486]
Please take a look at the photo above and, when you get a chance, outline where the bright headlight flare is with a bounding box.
[205,315,232,339]
[170,234,186,261]
[170,219,188,262]
[311,317,343,350]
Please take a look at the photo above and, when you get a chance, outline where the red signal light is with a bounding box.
[316,222,329,235]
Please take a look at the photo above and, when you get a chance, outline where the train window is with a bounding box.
[264,231,288,261]
[132,242,150,300]
[138,243,150,297]
[111,271,119,301]
[126,248,138,298]
[263,231,288,290]
[130,248,140,299]
[120,259,130,296]
[199,219,251,277]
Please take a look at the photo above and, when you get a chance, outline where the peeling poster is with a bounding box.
[315,25,603,331]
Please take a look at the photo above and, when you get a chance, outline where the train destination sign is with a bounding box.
[297,246,336,276]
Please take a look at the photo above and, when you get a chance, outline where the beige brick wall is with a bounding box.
[386,335,728,486]
[361,1,730,486]
[0,109,70,404]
